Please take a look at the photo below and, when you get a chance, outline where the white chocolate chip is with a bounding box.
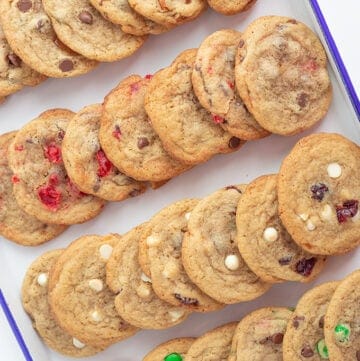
[224,254,240,271]
[184,212,191,221]
[88,279,103,292]
[168,309,185,322]
[299,213,309,221]
[320,204,333,221]
[263,227,279,242]
[72,338,86,349]
[162,261,179,279]
[306,219,316,231]
[90,310,102,322]
[136,283,151,299]
[146,235,160,246]
[327,163,342,178]
[99,244,113,260]
[140,273,152,283]
[37,273,48,287]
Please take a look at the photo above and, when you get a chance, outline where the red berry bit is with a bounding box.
[14,144,24,151]
[295,257,317,277]
[212,114,225,124]
[112,125,121,140]
[44,142,62,163]
[96,150,113,178]
[49,173,59,186]
[336,200,358,223]
[130,82,140,94]
[310,183,329,201]
[38,184,61,211]
[227,80,235,90]
[207,66,213,74]
[303,60,318,72]
[11,175,20,184]
[145,74,153,80]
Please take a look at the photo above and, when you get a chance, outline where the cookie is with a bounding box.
[22,249,102,357]
[278,133,360,255]
[0,132,67,245]
[0,0,98,78]
[8,109,105,225]
[207,0,256,15]
[99,75,190,182]
[49,234,138,348]
[192,29,269,140]
[62,104,147,201]
[235,16,332,135]
[237,174,327,283]
[0,24,46,97]
[106,226,190,329]
[145,49,244,165]
[143,338,195,361]
[182,185,271,304]
[42,0,146,62]
[139,199,223,312]
[324,270,360,361]
[128,0,206,28]
[228,307,293,361]
[185,322,237,360]
[283,281,339,361]
[89,0,168,36]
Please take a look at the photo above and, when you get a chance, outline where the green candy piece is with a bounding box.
[316,339,329,359]
[164,353,183,361]
[334,323,351,343]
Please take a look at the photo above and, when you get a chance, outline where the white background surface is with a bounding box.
[0,1,359,360]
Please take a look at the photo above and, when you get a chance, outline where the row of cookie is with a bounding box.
[144,271,360,361]
[0,0,256,99]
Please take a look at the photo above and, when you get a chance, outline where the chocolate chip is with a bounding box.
[59,59,74,72]
[318,315,325,329]
[295,257,317,277]
[93,182,100,192]
[271,333,284,344]
[228,137,241,149]
[287,19,298,24]
[297,92,309,108]
[129,189,141,198]
[78,10,93,24]
[278,256,292,265]
[225,185,242,193]
[7,54,22,67]
[137,137,149,149]
[301,346,314,357]
[238,39,245,48]
[17,0,32,12]
[292,316,305,329]
[174,293,199,306]
[356,350,360,361]
[259,337,269,345]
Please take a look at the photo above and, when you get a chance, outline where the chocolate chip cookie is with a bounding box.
[100,75,190,182]
[62,104,146,201]
[283,281,339,361]
[0,0,98,77]
[145,49,244,165]
[192,29,269,140]
[106,226,190,329]
[182,185,271,304]
[235,16,332,135]
[237,174,327,283]
[42,0,147,62]
[207,0,257,15]
[278,133,360,255]
[143,338,195,361]
[8,109,105,225]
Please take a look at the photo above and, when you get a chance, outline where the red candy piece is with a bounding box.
[96,150,113,178]
[112,125,122,140]
[14,144,24,151]
[44,143,62,163]
[38,184,61,211]
[212,114,225,124]
[11,175,20,184]
[145,74,153,80]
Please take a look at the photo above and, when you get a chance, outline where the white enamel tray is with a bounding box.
[0,0,359,360]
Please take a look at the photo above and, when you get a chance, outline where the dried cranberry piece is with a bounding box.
[212,114,225,124]
[112,125,122,140]
[11,175,20,184]
[96,150,113,178]
[310,183,328,201]
[295,257,317,277]
[49,173,59,186]
[38,184,61,211]
[336,200,359,223]
[145,74,153,80]
[227,80,235,89]
[44,142,62,163]
[174,294,199,306]
[14,144,24,151]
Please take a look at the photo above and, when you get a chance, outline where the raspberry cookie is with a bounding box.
[106,226,190,329]
[49,234,138,348]
[42,0,146,62]
[278,133,360,255]
[139,199,223,312]
[89,0,168,36]
[100,75,190,182]
[192,29,268,140]
[185,322,237,360]
[283,281,339,361]
[8,109,105,225]
[237,175,327,283]
[207,0,256,15]
[62,104,146,201]
[0,132,67,245]
[128,0,206,28]
[0,0,97,78]
[324,270,360,361]
[145,49,244,165]
[0,24,45,97]
[143,339,195,361]
[182,185,271,304]
[235,16,332,135]
[228,307,293,361]
[22,250,102,357]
